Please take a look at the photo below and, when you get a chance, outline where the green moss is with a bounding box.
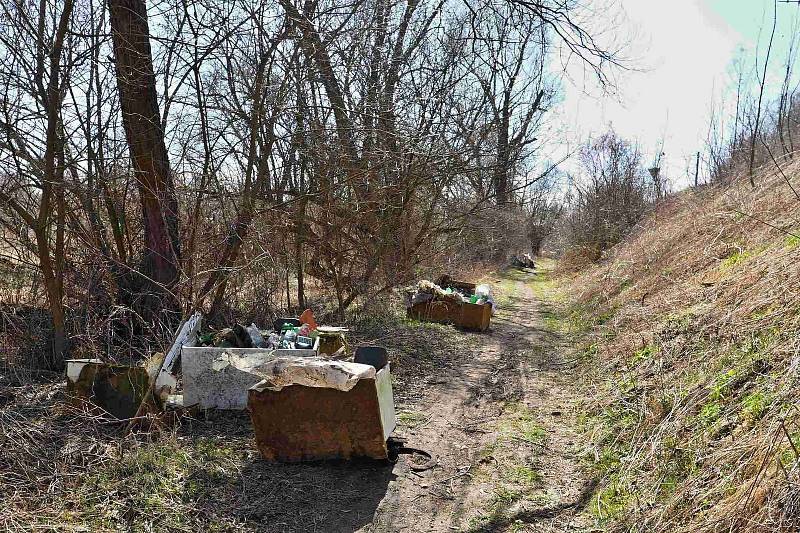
[582,342,600,361]
[397,410,428,427]
[588,445,625,474]
[785,234,800,248]
[616,374,637,395]
[698,400,722,428]
[601,404,638,432]
[740,390,771,422]
[509,519,527,532]
[630,344,657,366]
[709,368,737,401]
[503,465,542,487]
[591,475,631,522]
[498,403,547,444]
[490,487,523,509]
[657,436,699,496]
[720,249,751,270]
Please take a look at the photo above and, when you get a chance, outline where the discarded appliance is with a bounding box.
[406,277,494,332]
[248,347,396,461]
[65,359,151,419]
[181,343,319,410]
[316,325,349,357]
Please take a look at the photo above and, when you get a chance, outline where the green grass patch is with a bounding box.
[720,249,752,270]
[490,487,524,509]
[630,344,657,366]
[740,390,771,423]
[498,402,547,445]
[503,465,542,487]
[591,475,631,522]
[698,400,722,428]
[581,342,600,361]
[588,445,625,474]
[396,410,428,427]
[74,438,233,530]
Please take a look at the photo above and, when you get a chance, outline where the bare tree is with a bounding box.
[0,0,75,367]
[108,0,181,309]
[559,130,652,256]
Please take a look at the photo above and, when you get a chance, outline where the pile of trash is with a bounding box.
[511,253,536,269]
[406,279,495,312]
[64,275,494,462]
[197,309,319,350]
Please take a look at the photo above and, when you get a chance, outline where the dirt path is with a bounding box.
[365,267,594,532]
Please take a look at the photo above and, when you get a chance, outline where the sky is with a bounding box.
[551,0,800,189]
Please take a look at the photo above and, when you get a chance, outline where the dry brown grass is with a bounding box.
[565,161,800,531]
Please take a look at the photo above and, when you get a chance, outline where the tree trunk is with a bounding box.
[108,0,181,308]
[38,0,73,368]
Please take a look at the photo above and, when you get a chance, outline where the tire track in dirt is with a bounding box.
[364,268,592,533]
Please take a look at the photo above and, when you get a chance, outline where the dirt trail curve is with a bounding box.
[365,268,594,533]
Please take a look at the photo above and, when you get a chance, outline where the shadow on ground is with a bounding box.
[180,410,396,532]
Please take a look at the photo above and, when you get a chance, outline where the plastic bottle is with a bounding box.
[283,328,297,349]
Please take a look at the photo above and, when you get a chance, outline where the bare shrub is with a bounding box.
[552,131,655,259]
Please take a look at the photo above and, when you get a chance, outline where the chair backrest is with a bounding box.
[354,345,388,370]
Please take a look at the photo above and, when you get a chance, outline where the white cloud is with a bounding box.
[550,0,743,188]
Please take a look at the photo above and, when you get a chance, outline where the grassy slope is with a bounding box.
[563,165,800,532]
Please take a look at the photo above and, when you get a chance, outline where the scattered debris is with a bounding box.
[66,312,203,422]
[511,253,536,269]
[63,308,411,465]
[154,312,202,399]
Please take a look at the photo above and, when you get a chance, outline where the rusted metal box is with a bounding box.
[248,359,396,461]
[408,299,491,332]
[459,302,492,332]
[65,359,150,419]
[408,276,492,331]
[407,299,461,324]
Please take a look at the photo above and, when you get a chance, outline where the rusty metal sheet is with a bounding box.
[248,365,395,461]
[408,300,491,332]
[407,299,461,324]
